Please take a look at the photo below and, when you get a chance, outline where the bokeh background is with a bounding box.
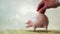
[0,0,60,30]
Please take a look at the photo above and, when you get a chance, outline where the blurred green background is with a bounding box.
[0,0,60,30]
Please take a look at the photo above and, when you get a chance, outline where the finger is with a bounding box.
[39,5,47,14]
[37,1,44,12]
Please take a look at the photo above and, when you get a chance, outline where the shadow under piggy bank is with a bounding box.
[27,30,49,32]
[26,30,60,34]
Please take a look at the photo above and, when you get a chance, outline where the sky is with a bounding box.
[0,0,60,30]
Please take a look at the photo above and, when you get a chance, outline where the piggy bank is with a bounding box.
[26,13,49,32]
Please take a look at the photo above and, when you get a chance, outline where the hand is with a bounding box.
[37,0,59,14]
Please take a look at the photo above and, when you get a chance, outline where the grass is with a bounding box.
[0,29,60,34]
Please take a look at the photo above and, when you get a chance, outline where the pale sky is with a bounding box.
[0,0,60,30]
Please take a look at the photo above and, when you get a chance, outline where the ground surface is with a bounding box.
[0,29,60,34]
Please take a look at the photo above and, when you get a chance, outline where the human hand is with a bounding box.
[37,0,59,14]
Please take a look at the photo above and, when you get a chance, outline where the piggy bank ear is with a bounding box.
[26,20,31,24]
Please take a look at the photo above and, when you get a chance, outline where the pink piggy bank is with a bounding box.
[26,13,49,32]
